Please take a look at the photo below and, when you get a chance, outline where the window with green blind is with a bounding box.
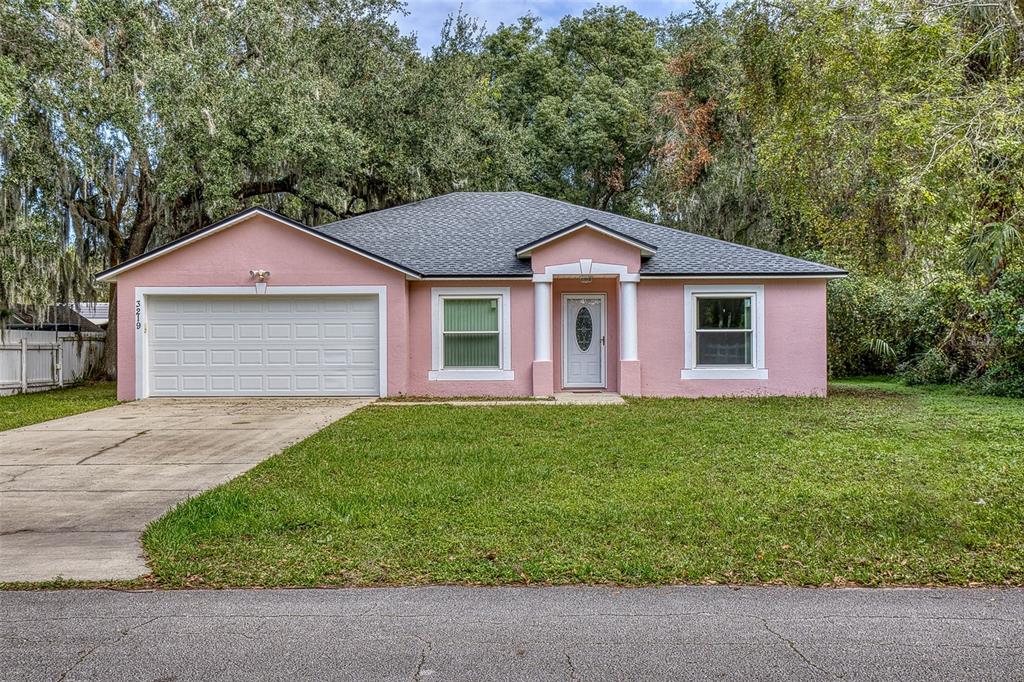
[442,297,500,368]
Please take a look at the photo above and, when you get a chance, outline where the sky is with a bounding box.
[393,0,696,50]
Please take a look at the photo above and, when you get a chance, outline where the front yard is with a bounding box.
[144,381,1024,588]
[0,382,117,432]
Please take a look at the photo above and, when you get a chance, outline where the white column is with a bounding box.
[533,276,552,362]
[619,277,638,361]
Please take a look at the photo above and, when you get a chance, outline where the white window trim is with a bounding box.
[132,285,389,399]
[429,287,513,381]
[681,284,767,380]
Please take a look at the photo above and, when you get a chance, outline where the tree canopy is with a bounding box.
[2,0,1022,387]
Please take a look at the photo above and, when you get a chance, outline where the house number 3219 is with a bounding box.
[136,300,142,330]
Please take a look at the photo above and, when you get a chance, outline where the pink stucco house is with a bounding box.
[97,192,845,400]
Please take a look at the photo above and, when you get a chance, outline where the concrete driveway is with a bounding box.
[0,398,370,583]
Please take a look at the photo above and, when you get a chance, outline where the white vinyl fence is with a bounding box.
[0,330,106,396]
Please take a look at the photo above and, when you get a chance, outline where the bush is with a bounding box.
[827,268,1024,394]
[901,348,956,386]
[976,271,1024,396]
[827,275,913,377]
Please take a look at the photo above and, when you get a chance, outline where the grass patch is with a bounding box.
[144,381,1024,588]
[0,382,117,431]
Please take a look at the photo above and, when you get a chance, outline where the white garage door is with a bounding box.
[146,295,380,396]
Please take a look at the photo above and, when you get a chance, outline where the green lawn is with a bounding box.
[144,381,1024,588]
[0,382,117,431]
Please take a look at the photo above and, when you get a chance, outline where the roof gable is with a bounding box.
[515,220,657,258]
[96,208,421,282]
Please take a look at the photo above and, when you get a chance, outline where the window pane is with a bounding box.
[444,298,498,332]
[444,333,499,367]
[697,297,751,330]
[575,307,593,351]
[696,331,752,365]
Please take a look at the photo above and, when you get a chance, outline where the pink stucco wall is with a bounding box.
[112,214,409,400]
[405,280,535,397]
[529,228,642,274]
[637,279,828,397]
[112,215,830,400]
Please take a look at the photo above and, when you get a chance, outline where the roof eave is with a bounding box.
[638,271,848,279]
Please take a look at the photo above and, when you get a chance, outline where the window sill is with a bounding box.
[428,369,515,382]
[680,368,768,380]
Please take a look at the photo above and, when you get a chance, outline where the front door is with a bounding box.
[563,295,605,388]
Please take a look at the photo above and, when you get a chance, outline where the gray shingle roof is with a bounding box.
[315,192,844,278]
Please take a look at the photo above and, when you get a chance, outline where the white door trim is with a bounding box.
[561,293,607,389]
[133,285,388,399]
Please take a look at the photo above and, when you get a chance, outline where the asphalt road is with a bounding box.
[2,586,1021,681]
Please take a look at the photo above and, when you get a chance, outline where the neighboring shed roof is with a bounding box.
[316,192,845,277]
[2,305,105,333]
[71,303,110,326]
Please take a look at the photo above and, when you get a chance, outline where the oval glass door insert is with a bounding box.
[575,307,593,351]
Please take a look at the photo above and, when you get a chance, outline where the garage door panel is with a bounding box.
[351,349,378,366]
[294,350,320,365]
[294,324,319,339]
[238,375,263,391]
[181,350,206,365]
[182,376,207,391]
[210,350,235,365]
[147,295,380,396]
[238,325,263,340]
[152,376,179,392]
[322,349,349,366]
[349,374,379,392]
[152,324,179,340]
[238,349,263,365]
[210,324,235,339]
[351,323,377,339]
[323,323,349,339]
[266,349,291,365]
[294,375,320,391]
[210,375,236,391]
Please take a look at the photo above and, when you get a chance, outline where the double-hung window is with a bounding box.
[430,287,513,381]
[682,284,767,380]
[695,296,753,366]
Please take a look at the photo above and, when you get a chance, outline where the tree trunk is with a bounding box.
[102,284,118,379]
[99,199,158,382]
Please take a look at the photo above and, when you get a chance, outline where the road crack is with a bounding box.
[0,466,39,486]
[76,430,149,465]
[56,616,158,681]
[413,636,432,679]
[760,618,842,679]
[565,650,580,681]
